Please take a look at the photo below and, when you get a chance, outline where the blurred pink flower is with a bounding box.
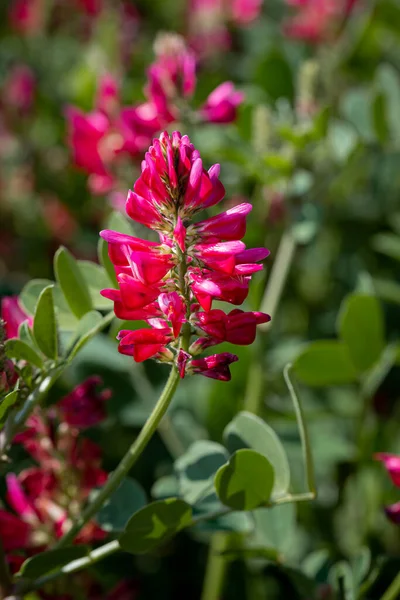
[1,296,32,339]
[3,65,35,113]
[9,0,43,35]
[42,197,77,243]
[201,82,244,123]
[58,376,111,429]
[375,453,400,525]
[283,0,359,43]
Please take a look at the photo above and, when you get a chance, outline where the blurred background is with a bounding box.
[1,0,400,598]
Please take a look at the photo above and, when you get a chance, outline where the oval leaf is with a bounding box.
[78,261,113,309]
[19,279,53,315]
[214,449,274,511]
[337,294,385,373]
[19,547,88,579]
[67,310,104,360]
[96,478,147,532]
[293,341,358,386]
[223,412,290,498]
[119,498,192,555]
[54,247,93,319]
[33,286,58,359]
[5,339,43,369]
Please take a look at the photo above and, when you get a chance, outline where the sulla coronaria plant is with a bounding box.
[0,132,316,600]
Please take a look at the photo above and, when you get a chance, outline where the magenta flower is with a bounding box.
[201,82,244,124]
[283,0,359,43]
[101,131,269,381]
[1,296,33,339]
[3,65,35,113]
[58,376,111,429]
[375,453,400,525]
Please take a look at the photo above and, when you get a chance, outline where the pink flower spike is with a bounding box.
[375,453,400,487]
[174,217,186,252]
[58,377,111,429]
[118,273,161,310]
[201,82,244,124]
[128,250,172,285]
[126,190,162,229]
[1,296,33,339]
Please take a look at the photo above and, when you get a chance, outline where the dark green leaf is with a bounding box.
[338,294,385,372]
[33,286,58,359]
[223,412,290,499]
[175,440,229,506]
[214,449,274,511]
[19,547,88,579]
[0,390,19,427]
[96,478,147,532]
[254,50,294,102]
[253,503,296,554]
[293,341,358,386]
[372,232,400,262]
[54,247,93,319]
[119,498,192,554]
[5,339,43,369]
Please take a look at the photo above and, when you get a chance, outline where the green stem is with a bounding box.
[200,533,231,600]
[55,366,180,548]
[0,539,12,599]
[380,572,400,600]
[259,228,297,332]
[283,364,316,497]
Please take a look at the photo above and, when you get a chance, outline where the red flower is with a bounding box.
[375,453,400,525]
[58,377,111,429]
[283,0,359,43]
[201,82,244,124]
[101,131,269,381]
[1,296,32,339]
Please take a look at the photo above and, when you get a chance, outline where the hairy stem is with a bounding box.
[55,366,180,548]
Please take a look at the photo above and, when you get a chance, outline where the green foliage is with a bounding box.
[54,247,93,319]
[0,389,19,428]
[214,449,274,511]
[95,478,147,532]
[119,498,192,554]
[294,341,358,386]
[33,286,58,359]
[5,338,44,368]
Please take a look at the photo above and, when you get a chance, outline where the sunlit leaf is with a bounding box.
[5,339,43,369]
[33,286,58,359]
[54,247,93,319]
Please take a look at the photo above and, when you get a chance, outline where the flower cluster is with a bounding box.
[188,0,263,57]
[375,453,400,524]
[0,378,110,564]
[101,131,270,381]
[283,0,359,43]
[67,34,243,195]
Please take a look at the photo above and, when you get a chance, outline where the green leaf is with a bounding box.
[175,440,229,506]
[67,310,104,360]
[253,503,296,554]
[19,279,53,315]
[98,237,117,286]
[19,547,88,579]
[351,547,371,586]
[372,232,400,262]
[54,247,93,319]
[293,341,358,386]
[328,120,358,162]
[194,512,254,534]
[0,390,19,427]
[376,64,400,144]
[223,412,290,499]
[119,498,192,554]
[18,321,36,347]
[338,294,385,372]
[372,277,400,305]
[78,261,113,309]
[5,339,43,369]
[33,286,58,359]
[329,561,355,600]
[254,50,294,103]
[214,449,274,511]
[96,478,147,532]
[106,210,132,235]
